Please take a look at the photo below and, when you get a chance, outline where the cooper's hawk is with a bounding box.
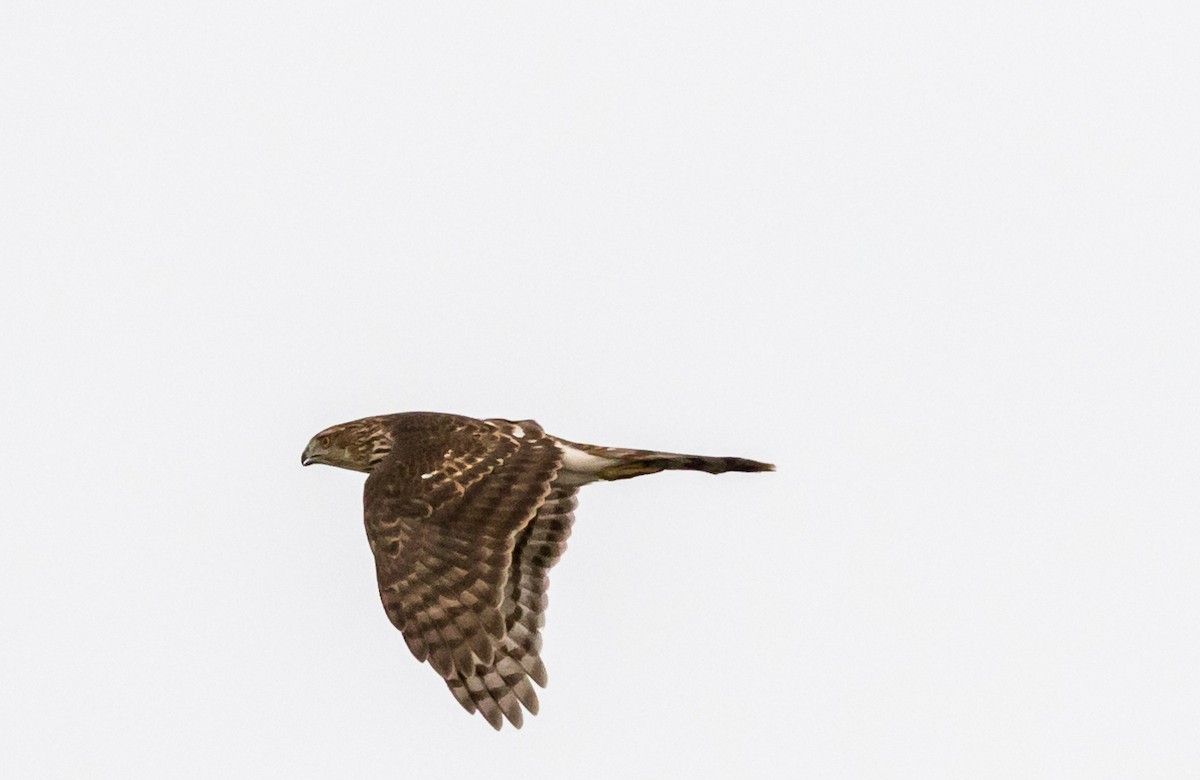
[301,412,773,729]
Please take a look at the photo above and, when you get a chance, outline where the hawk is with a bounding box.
[301,412,773,729]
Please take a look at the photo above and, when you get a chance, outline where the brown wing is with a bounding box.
[443,483,579,727]
[363,414,561,729]
[503,486,578,679]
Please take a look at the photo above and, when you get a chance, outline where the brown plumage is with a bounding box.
[301,411,773,729]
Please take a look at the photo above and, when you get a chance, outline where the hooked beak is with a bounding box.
[301,441,318,467]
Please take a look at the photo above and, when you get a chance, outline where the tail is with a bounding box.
[596,450,775,481]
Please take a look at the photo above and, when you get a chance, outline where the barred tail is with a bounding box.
[596,451,775,481]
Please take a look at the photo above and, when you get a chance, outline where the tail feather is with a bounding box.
[597,452,775,481]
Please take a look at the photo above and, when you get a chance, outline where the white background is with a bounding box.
[2,2,1197,778]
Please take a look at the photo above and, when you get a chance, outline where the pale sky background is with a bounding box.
[2,3,1198,778]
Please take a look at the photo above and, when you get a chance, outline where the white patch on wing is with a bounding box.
[511,425,525,438]
[421,472,435,480]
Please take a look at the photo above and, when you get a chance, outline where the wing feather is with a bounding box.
[363,414,562,729]
[500,484,579,689]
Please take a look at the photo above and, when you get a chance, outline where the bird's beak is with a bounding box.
[301,442,316,466]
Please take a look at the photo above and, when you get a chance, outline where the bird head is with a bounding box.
[302,417,394,473]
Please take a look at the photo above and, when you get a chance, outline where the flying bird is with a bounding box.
[301,411,773,729]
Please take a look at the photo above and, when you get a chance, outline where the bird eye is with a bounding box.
[318,435,332,447]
